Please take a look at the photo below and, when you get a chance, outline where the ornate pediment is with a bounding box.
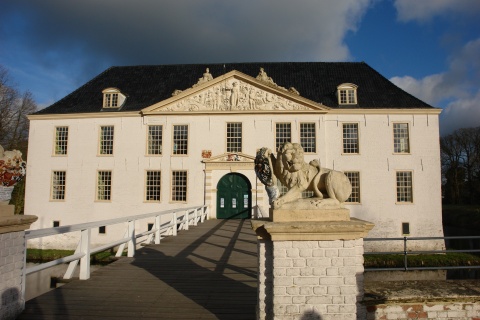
[143,69,328,114]
[202,152,255,163]
[202,152,256,170]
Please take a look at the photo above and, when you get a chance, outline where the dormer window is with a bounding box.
[102,88,126,109]
[337,83,358,105]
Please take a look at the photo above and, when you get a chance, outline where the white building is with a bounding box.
[25,63,444,250]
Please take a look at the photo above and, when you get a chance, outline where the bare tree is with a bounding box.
[441,126,480,204]
[0,65,37,155]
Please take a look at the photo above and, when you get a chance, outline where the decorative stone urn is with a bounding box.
[0,145,27,213]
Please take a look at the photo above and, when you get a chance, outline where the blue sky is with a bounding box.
[1,0,479,135]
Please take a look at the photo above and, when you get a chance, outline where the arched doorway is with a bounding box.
[216,173,251,219]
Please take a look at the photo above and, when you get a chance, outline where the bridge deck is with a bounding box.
[19,219,258,320]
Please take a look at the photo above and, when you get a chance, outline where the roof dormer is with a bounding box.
[102,88,126,109]
[337,83,358,105]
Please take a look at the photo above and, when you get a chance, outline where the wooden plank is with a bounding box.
[19,219,258,319]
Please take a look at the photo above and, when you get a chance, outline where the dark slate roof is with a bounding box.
[35,62,435,115]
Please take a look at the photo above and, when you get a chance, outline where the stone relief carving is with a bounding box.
[256,68,300,96]
[165,78,310,112]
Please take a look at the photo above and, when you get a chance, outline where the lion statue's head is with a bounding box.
[277,143,310,189]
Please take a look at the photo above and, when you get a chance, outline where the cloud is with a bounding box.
[2,0,371,64]
[442,91,480,134]
[394,0,480,22]
[0,0,372,105]
[391,38,480,135]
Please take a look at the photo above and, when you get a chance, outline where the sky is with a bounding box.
[1,0,479,136]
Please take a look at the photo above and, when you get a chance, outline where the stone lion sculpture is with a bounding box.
[255,143,352,209]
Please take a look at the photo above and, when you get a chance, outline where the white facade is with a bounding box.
[25,69,444,251]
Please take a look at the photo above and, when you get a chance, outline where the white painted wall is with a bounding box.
[25,111,444,251]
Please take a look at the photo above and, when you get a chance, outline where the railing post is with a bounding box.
[172,212,177,236]
[155,215,161,244]
[184,210,189,230]
[201,206,206,223]
[127,220,136,257]
[79,228,91,280]
[64,242,81,279]
[194,208,198,226]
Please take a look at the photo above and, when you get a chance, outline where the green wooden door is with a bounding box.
[216,173,251,219]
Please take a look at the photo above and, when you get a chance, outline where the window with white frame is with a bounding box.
[147,125,163,155]
[51,171,66,200]
[300,123,316,153]
[145,171,161,202]
[393,123,410,153]
[173,125,188,155]
[337,83,358,105]
[344,171,360,203]
[105,93,118,108]
[396,171,413,203]
[171,171,187,202]
[97,171,112,201]
[102,88,126,108]
[54,127,69,155]
[276,123,291,151]
[99,126,114,155]
[227,123,242,153]
[342,123,359,154]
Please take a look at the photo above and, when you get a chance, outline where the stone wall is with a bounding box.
[271,239,365,319]
[0,230,26,320]
[364,280,480,320]
[366,303,480,319]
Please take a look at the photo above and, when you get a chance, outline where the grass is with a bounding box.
[26,249,119,265]
[364,253,480,268]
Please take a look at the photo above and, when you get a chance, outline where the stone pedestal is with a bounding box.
[0,204,15,217]
[0,207,37,320]
[252,209,374,320]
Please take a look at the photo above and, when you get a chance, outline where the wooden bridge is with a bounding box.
[19,219,258,320]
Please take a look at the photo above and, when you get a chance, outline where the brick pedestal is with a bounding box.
[252,217,374,320]
[0,207,37,320]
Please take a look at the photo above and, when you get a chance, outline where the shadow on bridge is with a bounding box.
[19,219,258,320]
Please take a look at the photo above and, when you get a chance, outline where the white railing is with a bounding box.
[23,205,209,292]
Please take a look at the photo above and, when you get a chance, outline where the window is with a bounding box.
[173,125,188,155]
[102,88,126,108]
[99,126,114,155]
[53,221,60,228]
[393,123,410,153]
[104,93,118,108]
[147,125,163,155]
[148,223,154,231]
[51,171,66,200]
[171,171,187,202]
[227,123,242,153]
[54,127,69,155]
[276,123,291,151]
[396,171,413,203]
[337,83,358,105]
[402,223,410,235]
[342,123,359,154]
[99,226,106,234]
[145,171,161,202]
[300,123,316,153]
[97,171,112,201]
[344,171,360,203]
